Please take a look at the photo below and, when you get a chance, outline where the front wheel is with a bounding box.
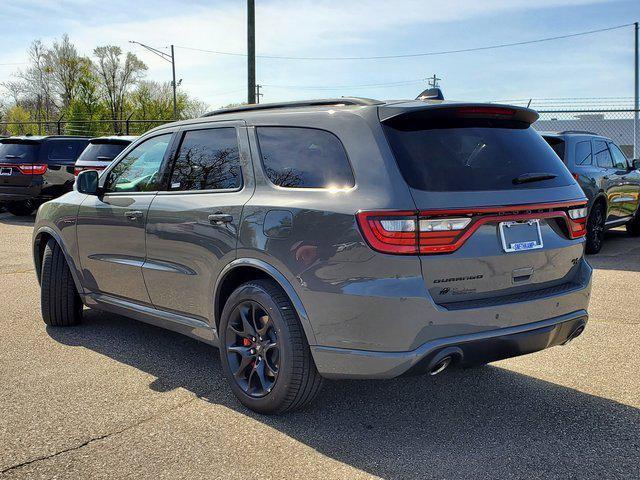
[40,239,83,326]
[219,279,323,414]
[626,211,640,236]
[585,203,606,254]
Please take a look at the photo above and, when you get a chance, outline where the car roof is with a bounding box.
[0,135,90,143]
[539,131,612,141]
[88,135,138,143]
[145,97,538,134]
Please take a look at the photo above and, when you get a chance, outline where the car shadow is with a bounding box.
[47,309,640,479]
[0,212,36,226]
[587,229,640,273]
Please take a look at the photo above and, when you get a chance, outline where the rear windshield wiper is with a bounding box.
[512,172,557,185]
[4,154,22,159]
[96,156,114,161]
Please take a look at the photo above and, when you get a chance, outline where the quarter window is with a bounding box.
[574,141,592,166]
[609,143,629,170]
[105,134,171,192]
[257,127,354,189]
[170,128,242,191]
[594,140,613,169]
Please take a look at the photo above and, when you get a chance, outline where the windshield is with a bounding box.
[383,122,574,192]
[77,142,129,162]
[0,142,40,164]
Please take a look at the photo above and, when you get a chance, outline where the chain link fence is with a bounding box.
[533,109,639,158]
[2,109,639,159]
[0,118,173,138]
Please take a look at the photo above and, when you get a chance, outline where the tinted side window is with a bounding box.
[105,134,171,193]
[594,140,613,168]
[609,143,629,170]
[574,141,592,166]
[257,127,354,189]
[47,141,83,162]
[170,128,241,191]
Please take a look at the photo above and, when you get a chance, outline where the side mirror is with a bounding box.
[76,169,99,195]
[633,159,640,170]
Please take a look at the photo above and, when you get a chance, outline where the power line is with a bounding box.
[174,23,634,61]
[263,79,426,90]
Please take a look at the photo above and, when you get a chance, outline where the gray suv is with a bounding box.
[33,98,592,413]
[542,131,640,253]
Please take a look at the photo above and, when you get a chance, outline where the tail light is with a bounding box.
[567,207,588,238]
[357,201,588,255]
[17,164,47,175]
[75,166,105,176]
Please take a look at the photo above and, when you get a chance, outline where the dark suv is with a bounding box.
[542,131,640,253]
[0,135,89,215]
[33,98,592,413]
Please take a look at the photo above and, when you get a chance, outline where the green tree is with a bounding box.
[4,105,38,135]
[93,45,147,132]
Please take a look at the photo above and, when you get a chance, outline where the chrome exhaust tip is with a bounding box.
[429,356,452,376]
[563,324,586,345]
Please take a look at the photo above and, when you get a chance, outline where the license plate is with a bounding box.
[0,167,11,176]
[499,219,543,253]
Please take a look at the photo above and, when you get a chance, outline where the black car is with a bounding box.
[74,136,137,177]
[543,131,640,253]
[0,135,89,216]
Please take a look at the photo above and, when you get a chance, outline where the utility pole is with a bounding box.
[428,74,441,88]
[129,40,180,120]
[255,84,263,104]
[171,45,178,120]
[634,22,638,158]
[247,0,256,104]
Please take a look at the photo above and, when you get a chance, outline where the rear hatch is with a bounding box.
[380,103,587,307]
[0,139,43,187]
[74,138,131,175]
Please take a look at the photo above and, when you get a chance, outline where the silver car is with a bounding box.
[33,98,592,414]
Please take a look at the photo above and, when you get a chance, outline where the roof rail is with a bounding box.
[202,97,382,117]
[557,130,599,135]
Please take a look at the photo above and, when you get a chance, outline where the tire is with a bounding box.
[626,211,640,236]
[219,279,323,414]
[40,239,83,326]
[7,200,37,216]
[585,202,606,254]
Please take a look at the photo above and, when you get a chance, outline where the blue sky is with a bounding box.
[0,0,638,109]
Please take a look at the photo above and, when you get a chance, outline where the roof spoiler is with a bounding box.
[379,103,539,125]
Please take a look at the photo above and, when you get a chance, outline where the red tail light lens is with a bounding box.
[567,207,588,238]
[74,166,105,177]
[17,164,47,175]
[356,211,418,254]
[357,202,589,255]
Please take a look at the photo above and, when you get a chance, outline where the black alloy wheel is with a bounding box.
[225,300,279,397]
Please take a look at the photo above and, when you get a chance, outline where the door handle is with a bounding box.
[208,213,233,225]
[124,210,143,221]
[602,176,609,180]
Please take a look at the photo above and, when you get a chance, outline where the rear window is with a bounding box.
[257,127,355,189]
[0,142,40,163]
[46,141,85,162]
[383,121,574,191]
[77,142,129,163]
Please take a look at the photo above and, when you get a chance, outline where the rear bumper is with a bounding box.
[0,185,44,203]
[311,311,588,379]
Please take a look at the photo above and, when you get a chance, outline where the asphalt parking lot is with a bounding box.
[0,212,638,480]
